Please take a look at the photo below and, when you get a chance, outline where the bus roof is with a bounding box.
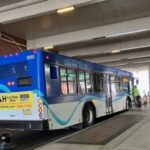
[0,50,37,65]
[0,49,133,78]
[43,50,133,78]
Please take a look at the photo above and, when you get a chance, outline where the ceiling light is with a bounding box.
[44,46,54,50]
[57,6,75,14]
[111,50,120,54]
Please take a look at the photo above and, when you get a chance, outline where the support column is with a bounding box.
[148,66,150,96]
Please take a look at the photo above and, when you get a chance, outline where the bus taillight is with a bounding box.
[38,99,43,119]
[38,100,43,104]
[39,108,42,113]
[7,81,15,86]
[7,82,11,86]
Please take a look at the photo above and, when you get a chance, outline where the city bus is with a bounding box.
[0,49,133,130]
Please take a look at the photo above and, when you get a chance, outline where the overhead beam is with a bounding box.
[114,62,150,70]
[0,0,98,24]
[60,36,150,57]
[0,0,47,13]
[101,56,150,66]
[27,16,150,49]
[84,48,150,63]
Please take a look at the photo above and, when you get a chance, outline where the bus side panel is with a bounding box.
[45,94,106,130]
[112,93,127,112]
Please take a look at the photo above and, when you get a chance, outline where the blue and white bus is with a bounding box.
[0,50,133,130]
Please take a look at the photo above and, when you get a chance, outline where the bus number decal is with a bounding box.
[27,55,35,60]
[20,94,30,101]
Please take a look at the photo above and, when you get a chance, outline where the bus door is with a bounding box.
[105,74,113,113]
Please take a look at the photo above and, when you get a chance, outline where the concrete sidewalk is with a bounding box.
[36,106,150,150]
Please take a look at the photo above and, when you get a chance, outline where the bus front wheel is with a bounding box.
[82,103,95,128]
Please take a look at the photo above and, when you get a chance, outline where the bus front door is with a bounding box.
[105,75,113,114]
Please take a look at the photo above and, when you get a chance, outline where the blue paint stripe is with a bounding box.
[0,84,11,93]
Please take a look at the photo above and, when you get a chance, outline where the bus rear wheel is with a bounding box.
[82,104,95,128]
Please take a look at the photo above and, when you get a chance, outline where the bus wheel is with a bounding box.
[126,97,132,110]
[82,104,95,128]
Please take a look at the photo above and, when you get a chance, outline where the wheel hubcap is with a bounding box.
[86,110,93,124]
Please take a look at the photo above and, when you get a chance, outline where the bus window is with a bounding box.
[93,74,96,92]
[79,71,86,94]
[85,72,92,93]
[115,75,125,93]
[93,73,103,92]
[100,74,104,92]
[116,76,121,92]
[122,77,130,92]
[110,75,117,93]
[67,69,77,94]
[50,66,57,79]
[120,82,124,92]
[123,83,129,92]
[60,68,68,95]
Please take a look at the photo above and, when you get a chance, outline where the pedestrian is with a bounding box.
[132,85,141,107]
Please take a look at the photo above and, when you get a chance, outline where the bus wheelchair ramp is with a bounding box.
[58,114,143,145]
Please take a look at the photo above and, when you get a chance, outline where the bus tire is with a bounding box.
[126,97,132,110]
[82,103,95,128]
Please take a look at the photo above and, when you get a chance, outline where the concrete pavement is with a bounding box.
[36,106,150,150]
